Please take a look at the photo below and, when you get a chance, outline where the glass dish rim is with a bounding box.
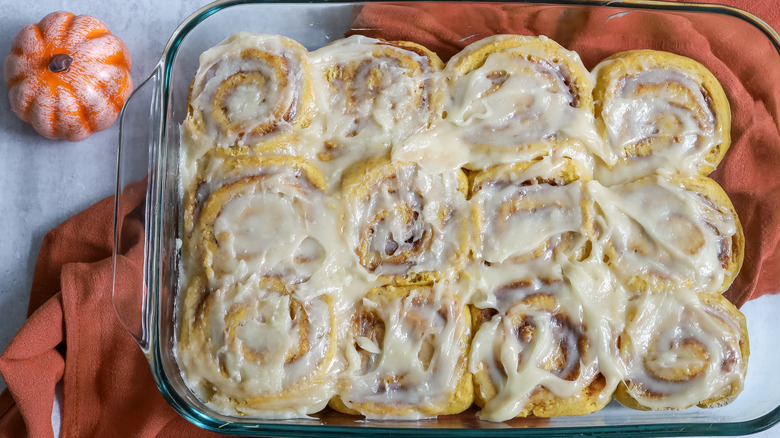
[121,0,780,435]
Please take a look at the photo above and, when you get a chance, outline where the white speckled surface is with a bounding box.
[0,0,211,393]
[0,1,778,437]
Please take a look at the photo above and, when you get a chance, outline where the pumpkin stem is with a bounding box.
[49,54,73,73]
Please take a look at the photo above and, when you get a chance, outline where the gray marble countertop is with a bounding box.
[0,1,778,437]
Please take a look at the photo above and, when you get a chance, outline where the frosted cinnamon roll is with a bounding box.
[471,151,594,267]
[614,291,749,410]
[182,33,315,160]
[593,50,731,184]
[330,284,473,418]
[342,158,469,284]
[469,275,613,421]
[310,35,444,161]
[590,174,743,295]
[178,275,337,417]
[185,155,333,289]
[443,35,605,169]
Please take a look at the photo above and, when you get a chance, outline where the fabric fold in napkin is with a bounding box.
[2,1,780,436]
[0,182,220,438]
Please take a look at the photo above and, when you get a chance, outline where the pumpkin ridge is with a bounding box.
[109,70,132,111]
[66,60,122,111]
[84,77,119,111]
[73,92,97,133]
[6,74,24,89]
[30,86,57,137]
[108,90,124,113]
[48,82,61,133]
[60,88,92,141]
[5,58,33,88]
[102,51,131,73]
[68,67,127,127]
[61,12,78,50]
[66,17,111,49]
[19,76,46,121]
[31,24,46,54]
[78,40,130,69]
[48,72,71,97]
[86,29,111,41]
[40,12,74,53]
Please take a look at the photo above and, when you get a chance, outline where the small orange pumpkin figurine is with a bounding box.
[3,11,133,141]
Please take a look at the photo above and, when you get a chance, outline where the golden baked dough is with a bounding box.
[182,33,315,160]
[341,157,469,285]
[593,49,732,184]
[183,155,328,288]
[178,275,338,417]
[592,174,744,295]
[443,35,604,169]
[470,149,595,266]
[310,35,444,163]
[329,284,473,418]
[470,275,614,420]
[613,291,749,411]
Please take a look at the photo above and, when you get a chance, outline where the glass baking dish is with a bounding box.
[112,0,780,436]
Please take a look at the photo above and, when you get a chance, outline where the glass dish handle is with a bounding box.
[112,65,163,354]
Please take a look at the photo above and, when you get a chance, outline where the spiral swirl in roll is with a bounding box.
[590,174,744,295]
[178,275,337,417]
[469,275,612,421]
[342,159,469,283]
[311,35,444,161]
[471,151,594,266]
[183,33,315,159]
[593,50,731,183]
[614,291,748,410]
[187,155,330,289]
[444,35,604,168]
[330,284,473,418]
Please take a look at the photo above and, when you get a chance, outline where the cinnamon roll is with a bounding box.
[182,33,315,160]
[469,275,613,421]
[330,284,473,418]
[177,275,338,417]
[593,50,731,184]
[590,174,743,295]
[443,35,605,169]
[342,158,469,284]
[614,291,749,410]
[310,35,444,162]
[471,150,595,267]
[186,155,332,289]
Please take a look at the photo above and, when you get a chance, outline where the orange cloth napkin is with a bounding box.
[0,182,220,438]
[1,1,779,437]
